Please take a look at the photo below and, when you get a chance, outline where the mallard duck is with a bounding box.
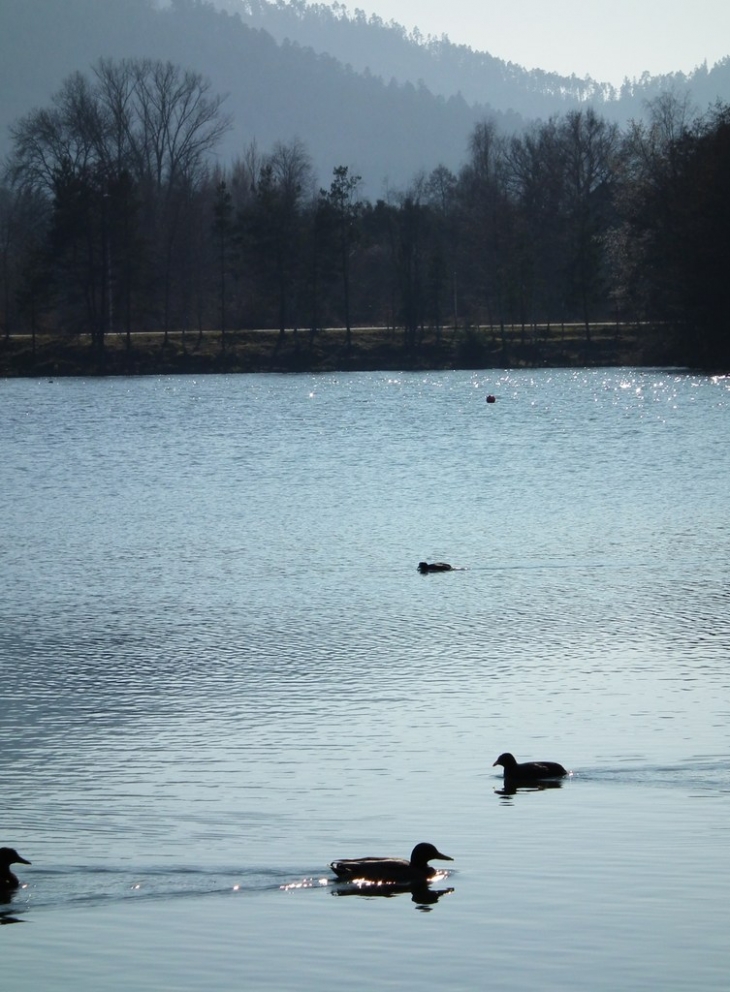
[493,752,568,783]
[0,848,31,891]
[331,842,453,883]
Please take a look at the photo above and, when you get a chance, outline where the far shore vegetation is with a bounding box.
[2,57,730,376]
[0,321,668,378]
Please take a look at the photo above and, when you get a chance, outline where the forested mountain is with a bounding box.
[3,0,730,194]
[3,0,730,370]
[0,0,519,194]
[217,0,730,124]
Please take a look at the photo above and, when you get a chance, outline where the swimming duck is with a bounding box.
[331,842,453,883]
[493,752,568,783]
[0,848,31,891]
[418,561,454,573]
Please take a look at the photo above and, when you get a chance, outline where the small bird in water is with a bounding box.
[331,842,453,884]
[418,561,454,573]
[493,752,568,784]
[0,848,31,893]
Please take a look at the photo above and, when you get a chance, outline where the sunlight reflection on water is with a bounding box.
[2,369,730,989]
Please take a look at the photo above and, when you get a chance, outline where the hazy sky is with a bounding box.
[327,0,730,86]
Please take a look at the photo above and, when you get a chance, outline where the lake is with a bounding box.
[2,367,729,990]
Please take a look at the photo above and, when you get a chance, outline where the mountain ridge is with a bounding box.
[214,0,730,121]
[2,0,729,193]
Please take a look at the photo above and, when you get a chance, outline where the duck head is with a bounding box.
[492,752,518,771]
[0,848,31,869]
[409,842,453,867]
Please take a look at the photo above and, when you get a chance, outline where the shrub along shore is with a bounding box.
[0,322,673,378]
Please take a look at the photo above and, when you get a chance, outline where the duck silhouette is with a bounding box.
[493,752,568,784]
[331,842,453,884]
[418,561,455,573]
[0,848,31,896]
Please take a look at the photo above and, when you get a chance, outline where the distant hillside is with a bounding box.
[219,0,616,113]
[217,0,730,125]
[3,0,730,193]
[0,0,518,193]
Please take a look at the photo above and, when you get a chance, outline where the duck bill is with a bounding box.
[17,856,31,865]
[435,851,453,862]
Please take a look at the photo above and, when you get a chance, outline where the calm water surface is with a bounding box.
[2,368,729,990]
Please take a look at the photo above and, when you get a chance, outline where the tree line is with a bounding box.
[2,58,729,367]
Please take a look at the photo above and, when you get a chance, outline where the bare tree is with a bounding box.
[0,184,49,340]
[246,139,314,344]
[6,58,231,346]
[129,60,231,192]
[320,165,362,349]
[558,109,620,339]
[506,119,569,329]
[8,58,231,195]
[425,164,458,334]
[8,72,107,194]
[460,119,512,347]
[92,59,140,177]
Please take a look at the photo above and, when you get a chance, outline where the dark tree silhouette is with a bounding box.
[320,166,362,349]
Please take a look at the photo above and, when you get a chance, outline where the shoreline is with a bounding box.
[0,323,673,378]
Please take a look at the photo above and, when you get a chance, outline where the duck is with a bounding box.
[331,842,453,884]
[493,752,568,783]
[0,848,31,892]
[418,561,454,573]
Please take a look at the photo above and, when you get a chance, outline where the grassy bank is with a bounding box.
[0,322,670,378]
